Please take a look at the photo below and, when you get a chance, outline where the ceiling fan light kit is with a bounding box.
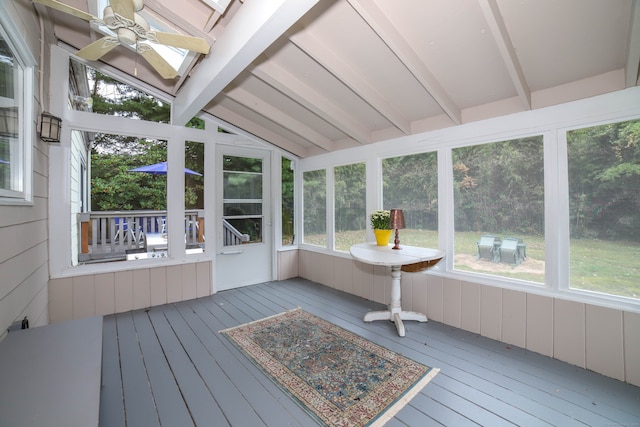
[34,0,210,79]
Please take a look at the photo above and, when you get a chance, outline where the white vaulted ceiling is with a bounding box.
[37,0,640,158]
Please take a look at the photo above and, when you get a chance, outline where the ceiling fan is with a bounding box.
[33,0,211,79]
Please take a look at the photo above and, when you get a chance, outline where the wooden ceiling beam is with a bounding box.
[225,87,335,152]
[290,30,411,135]
[138,0,215,42]
[347,0,462,125]
[173,0,320,126]
[478,0,531,110]
[207,104,310,158]
[251,60,371,144]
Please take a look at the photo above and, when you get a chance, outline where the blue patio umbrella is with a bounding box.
[128,161,202,176]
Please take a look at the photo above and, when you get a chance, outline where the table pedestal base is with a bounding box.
[364,310,427,337]
[363,265,428,337]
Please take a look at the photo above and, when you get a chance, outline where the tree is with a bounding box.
[383,152,438,230]
[568,119,640,240]
[84,64,205,211]
[452,136,545,235]
[91,140,167,210]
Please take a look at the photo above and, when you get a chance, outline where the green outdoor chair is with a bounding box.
[477,235,500,262]
[499,237,525,265]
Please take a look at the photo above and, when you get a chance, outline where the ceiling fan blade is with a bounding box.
[75,37,120,61]
[32,0,97,22]
[109,0,135,21]
[150,31,210,54]
[139,45,178,79]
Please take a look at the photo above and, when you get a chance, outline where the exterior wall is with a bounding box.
[0,0,51,340]
[48,261,212,322]
[298,249,640,387]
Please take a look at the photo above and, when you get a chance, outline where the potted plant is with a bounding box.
[370,209,392,246]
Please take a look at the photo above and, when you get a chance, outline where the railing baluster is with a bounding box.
[76,210,209,262]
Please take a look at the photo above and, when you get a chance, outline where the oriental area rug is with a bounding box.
[220,308,439,427]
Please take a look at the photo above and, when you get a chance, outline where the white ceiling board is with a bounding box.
[265,41,396,131]
[46,0,638,158]
[498,0,632,91]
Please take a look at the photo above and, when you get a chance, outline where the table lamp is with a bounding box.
[389,209,405,250]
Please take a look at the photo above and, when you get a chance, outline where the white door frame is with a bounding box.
[215,145,272,291]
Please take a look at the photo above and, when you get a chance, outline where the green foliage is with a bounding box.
[335,163,366,232]
[185,141,204,209]
[303,170,327,235]
[369,210,390,229]
[453,136,545,235]
[568,119,640,240]
[383,152,438,230]
[85,64,204,211]
[282,158,295,244]
[91,140,167,211]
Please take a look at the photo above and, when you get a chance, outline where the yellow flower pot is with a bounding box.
[374,229,392,246]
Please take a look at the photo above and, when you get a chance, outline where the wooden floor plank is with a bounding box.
[131,310,195,427]
[159,304,268,427]
[407,393,480,427]
[146,308,231,427]
[176,299,314,426]
[187,298,317,425]
[115,312,161,427]
[100,278,640,427]
[99,316,125,427]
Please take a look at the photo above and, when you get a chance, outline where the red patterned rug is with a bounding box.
[220,308,439,426]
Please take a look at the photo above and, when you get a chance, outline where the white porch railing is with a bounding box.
[223,219,250,246]
[77,210,204,263]
[77,211,249,263]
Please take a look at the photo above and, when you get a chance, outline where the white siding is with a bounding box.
[0,0,50,341]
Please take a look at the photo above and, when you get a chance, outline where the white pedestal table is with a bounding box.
[350,243,445,337]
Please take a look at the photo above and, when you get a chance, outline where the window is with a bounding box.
[69,59,170,123]
[222,155,263,245]
[383,152,438,248]
[303,169,326,247]
[75,131,169,264]
[185,140,205,254]
[567,119,640,300]
[452,136,545,283]
[281,157,295,246]
[0,22,32,201]
[334,162,365,251]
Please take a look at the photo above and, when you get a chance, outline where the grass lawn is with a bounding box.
[306,229,639,300]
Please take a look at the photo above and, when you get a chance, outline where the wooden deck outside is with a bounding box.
[99,279,640,426]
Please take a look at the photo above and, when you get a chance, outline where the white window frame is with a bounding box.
[0,6,35,204]
[299,87,640,312]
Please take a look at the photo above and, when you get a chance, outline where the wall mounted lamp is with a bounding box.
[39,112,62,143]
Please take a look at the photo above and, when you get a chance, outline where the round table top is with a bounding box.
[349,242,445,267]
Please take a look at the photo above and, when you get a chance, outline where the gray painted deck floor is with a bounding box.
[99,278,640,426]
